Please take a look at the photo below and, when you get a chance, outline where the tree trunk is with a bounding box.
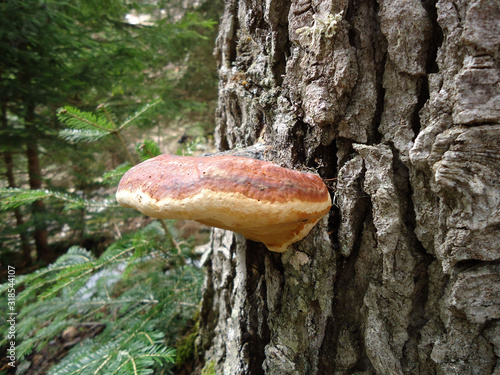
[1,102,32,264]
[4,151,32,264]
[198,0,500,374]
[25,102,53,263]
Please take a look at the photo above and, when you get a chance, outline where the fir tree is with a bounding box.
[0,0,219,264]
[1,104,209,374]
[0,1,222,372]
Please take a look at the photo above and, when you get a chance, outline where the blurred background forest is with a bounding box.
[0,0,222,373]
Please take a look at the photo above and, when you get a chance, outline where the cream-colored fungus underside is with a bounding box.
[116,187,331,252]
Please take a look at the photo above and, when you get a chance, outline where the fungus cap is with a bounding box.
[116,154,331,252]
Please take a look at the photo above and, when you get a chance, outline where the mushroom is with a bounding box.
[116,154,332,252]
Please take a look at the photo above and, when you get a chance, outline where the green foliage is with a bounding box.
[102,163,132,187]
[137,140,161,161]
[57,107,116,144]
[0,100,210,373]
[0,188,118,212]
[0,1,222,373]
[1,224,204,374]
[0,0,221,258]
[50,341,175,375]
[1,101,164,256]
[57,100,161,143]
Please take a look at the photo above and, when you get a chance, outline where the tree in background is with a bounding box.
[0,102,207,373]
[0,1,222,372]
[0,0,220,265]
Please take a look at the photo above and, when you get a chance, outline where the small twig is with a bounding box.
[114,222,122,239]
[98,104,117,128]
[75,322,106,327]
[115,130,138,165]
[157,218,182,254]
[99,104,138,165]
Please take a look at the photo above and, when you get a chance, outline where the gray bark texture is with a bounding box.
[197,0,500,374]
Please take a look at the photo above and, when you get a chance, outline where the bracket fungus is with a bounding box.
[116,154,332,252]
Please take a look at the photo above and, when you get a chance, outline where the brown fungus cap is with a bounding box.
[116,154,332,252]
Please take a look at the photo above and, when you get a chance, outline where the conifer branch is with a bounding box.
[137,140,161,161]
[114,129,138,165]
[93,355,112,374]
[119,99,162,131]
[57,107,114,132]
[158,218,182,254]
[0,188,119,212]
[97,104,118,128]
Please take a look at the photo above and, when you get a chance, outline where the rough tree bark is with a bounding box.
[25,102,53,263]
[197,0,500,374]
